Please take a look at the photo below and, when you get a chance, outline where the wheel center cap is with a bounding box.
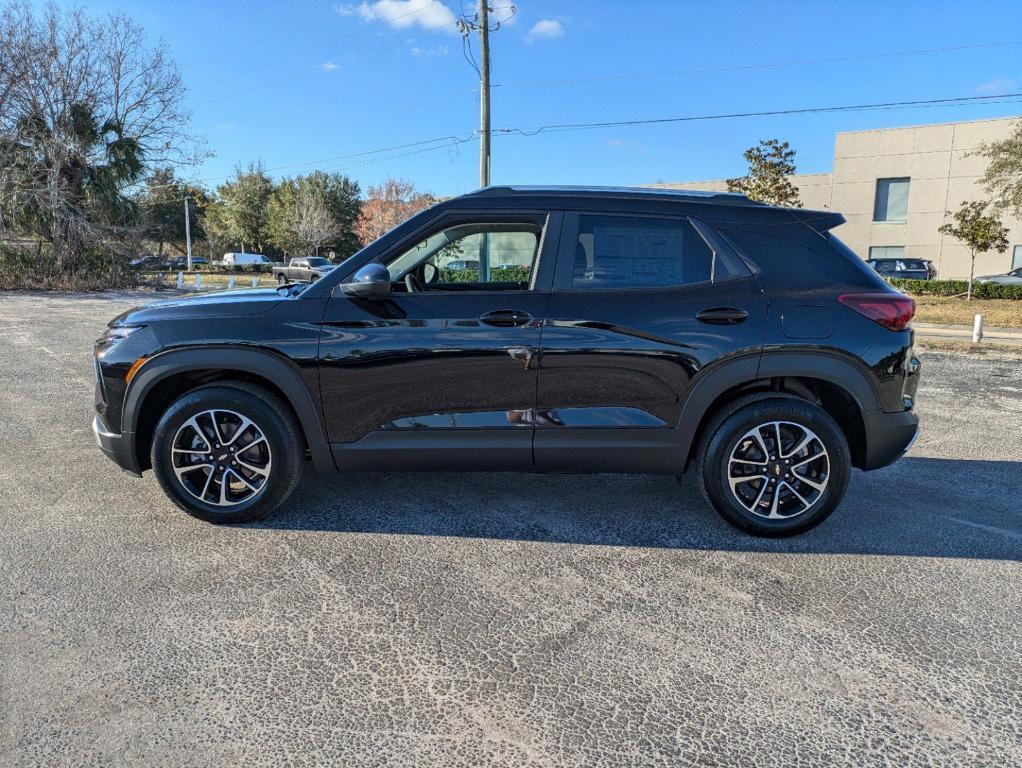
[217,452,229,462]
[773,463,783,477]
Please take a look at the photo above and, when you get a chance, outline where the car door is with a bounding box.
[534,211,767,473]
[318,210,561,471]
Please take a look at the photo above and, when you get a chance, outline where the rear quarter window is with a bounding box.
[719,226,887,288]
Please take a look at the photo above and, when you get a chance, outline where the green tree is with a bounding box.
[937,200,1010,300]
[974,119,1022,217]
[216,163,273,254]
[200,198,231,260]
[140,168,208,258]
[726,139,802,208]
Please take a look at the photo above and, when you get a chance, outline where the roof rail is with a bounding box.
[465,185,762,206]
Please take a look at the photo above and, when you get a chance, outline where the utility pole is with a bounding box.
[478,1,490,188]
[184,196,193,271]
[460,2,514,188]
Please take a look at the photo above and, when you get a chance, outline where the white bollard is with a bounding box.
[177,271,183,290]
[972,313,984,343]
[195,272,202,290]
[228,275,235,290]
[252,276,258,288]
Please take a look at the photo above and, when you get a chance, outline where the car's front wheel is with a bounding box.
[697,396,851,536]
[150,383,303,524]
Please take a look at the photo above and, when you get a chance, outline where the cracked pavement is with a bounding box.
[1,291,1020,767]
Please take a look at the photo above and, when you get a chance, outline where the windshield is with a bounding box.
[305,257,330,267]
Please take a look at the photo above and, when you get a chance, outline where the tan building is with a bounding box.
[651,116,1022,279]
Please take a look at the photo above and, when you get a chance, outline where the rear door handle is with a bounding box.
[480,309,532,327]
[696,307,749,325]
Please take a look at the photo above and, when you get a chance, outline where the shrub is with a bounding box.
[0,245,138,290]
[439,265,530,284]
[889,278,1022,300]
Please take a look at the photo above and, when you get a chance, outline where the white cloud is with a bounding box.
[338,0,457,32]
[976,76,1017,93]
[318,61,340,72]
[526,18,563,42]
[410,44,449,57]
[607,138,624,148]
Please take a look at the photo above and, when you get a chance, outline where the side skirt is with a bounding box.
[331,429,533,472]
[330,428,685,475]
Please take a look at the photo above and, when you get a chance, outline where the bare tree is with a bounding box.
[294,190,342,256]
[0,2,204,270]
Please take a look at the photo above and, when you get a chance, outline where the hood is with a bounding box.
[110,288,285,326]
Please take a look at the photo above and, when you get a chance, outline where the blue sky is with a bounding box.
[62,0,1022,196]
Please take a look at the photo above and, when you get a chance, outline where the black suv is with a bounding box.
[93,186,920,536]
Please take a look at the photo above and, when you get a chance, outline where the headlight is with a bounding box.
[104,325,144,341]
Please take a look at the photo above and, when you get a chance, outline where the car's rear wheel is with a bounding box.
[277,274,287,285]
[151,383,303,524]
[697,396,851,536]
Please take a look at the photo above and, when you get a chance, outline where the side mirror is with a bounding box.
[341,263,391,299]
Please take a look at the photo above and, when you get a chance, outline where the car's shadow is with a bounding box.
[250,457,1021,561]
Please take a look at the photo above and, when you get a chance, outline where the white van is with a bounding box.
[223,252,271,267]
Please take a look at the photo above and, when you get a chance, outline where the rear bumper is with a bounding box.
[92,415,142,477]
[862,409,920,470]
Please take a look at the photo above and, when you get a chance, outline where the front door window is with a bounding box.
[386,224,540,291]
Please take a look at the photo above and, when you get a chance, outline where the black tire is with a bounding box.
[150,382,304,524]
[696,395,851,537]
[277,274,287,285]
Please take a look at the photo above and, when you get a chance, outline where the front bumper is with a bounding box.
[862,408,920,470]
[93,415,142,477]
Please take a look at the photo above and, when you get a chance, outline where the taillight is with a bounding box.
[838,292,916,331]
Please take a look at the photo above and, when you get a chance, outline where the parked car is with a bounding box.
[272,256,335,284]
[92,186,920,536]
[167,256,208,271]
[128,255,165,269]
[867,257,936,280]
[222,252,271,267]
[445,259,481,270]
[975,266,1022,285]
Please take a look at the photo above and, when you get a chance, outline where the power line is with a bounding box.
[142,92,1022,197]
[495,93,1022,137]
[493,39,1022,90]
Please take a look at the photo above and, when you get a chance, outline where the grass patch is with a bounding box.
[916,337,1022,357]
[913,296,1022,328]
[144,272,274,290]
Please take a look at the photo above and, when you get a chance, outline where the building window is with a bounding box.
[869,246,905,260]
[873,177,910,223]
[1013,245,1022,270]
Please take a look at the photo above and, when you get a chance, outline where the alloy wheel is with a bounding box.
[726,420,830,519]
[171,409,272,506]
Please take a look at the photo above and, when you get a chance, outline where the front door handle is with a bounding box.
[696,307,749,325]
[480,309,532,327]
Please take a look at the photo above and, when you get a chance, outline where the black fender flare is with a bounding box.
[122,346,335,473]
[674,349,880,467]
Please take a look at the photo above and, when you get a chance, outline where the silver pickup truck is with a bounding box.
[273,257,336,284]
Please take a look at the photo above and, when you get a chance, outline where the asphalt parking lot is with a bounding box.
[1,291,1020,767]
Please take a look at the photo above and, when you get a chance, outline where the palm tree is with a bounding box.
[3,101,144,271]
